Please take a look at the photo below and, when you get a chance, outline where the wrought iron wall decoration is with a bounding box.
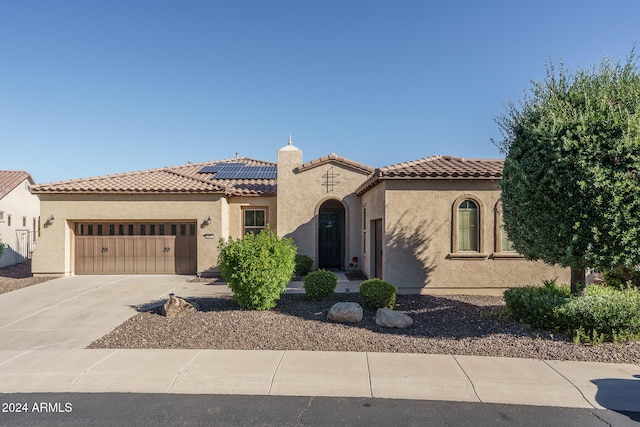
[322,166,340,192]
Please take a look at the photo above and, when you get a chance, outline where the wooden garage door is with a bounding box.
[75,222,197,275]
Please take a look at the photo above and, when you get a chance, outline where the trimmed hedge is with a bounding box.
[504,280,640,343]
[295,254,313,277]
[303,270,337,300]
[359,278,397,309]
[218,228,296,310]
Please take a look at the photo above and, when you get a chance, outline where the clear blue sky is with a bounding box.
[1,1,638,184]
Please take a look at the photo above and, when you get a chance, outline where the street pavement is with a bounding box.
[0,275,638,423]
[1,393,638,427]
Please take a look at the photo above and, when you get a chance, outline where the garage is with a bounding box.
[74,222,197,275]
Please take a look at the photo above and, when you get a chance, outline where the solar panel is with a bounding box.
[199,163,276,179]
[198,165,218,173]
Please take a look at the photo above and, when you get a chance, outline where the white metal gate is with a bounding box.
[15,229,36,259]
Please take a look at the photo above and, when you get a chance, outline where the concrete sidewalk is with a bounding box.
[0,275,638,413]
[0,349,639,412]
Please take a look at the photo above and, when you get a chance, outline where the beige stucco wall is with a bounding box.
[32,193,225,276]
[227,196,277,239]
[277,145,367,268]
[0,178,40,267]
[361,179,570,294]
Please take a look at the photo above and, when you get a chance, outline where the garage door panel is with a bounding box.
[75,223,196,275]
[165,237,176,274]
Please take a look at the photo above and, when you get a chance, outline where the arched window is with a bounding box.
[458,200,478,251]
[495,201,517,253]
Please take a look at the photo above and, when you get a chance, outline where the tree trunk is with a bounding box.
[570,267,586,296]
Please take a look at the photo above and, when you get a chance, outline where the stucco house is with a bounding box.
[0,170,40,268]
[30,139,568,294]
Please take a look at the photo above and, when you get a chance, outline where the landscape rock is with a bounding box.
[375,308,413,328]
[328,302,363,323]
[161,295,199,318]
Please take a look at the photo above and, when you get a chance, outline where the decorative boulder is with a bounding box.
[161,295,198,318]
[328,302,363,323]
[375,308,413,328]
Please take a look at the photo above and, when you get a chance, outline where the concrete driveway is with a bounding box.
[0,275,229,350]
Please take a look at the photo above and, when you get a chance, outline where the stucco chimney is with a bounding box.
[276,135,302,236]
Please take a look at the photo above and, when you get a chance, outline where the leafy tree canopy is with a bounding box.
[495,49,640,283]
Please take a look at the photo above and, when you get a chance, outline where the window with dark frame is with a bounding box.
[243,209,266,235]
[458,200,479,252]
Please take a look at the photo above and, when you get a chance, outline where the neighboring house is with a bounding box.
[0,171,40,268]
[30,139,569,294]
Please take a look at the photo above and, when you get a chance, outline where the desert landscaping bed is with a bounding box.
[88,292,640,364]
[0,261,56,295]
[2,265,638,364]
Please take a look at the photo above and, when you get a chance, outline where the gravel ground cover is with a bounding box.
[2,265,638,363]
[88,291,640,364]
[0,261,55,295]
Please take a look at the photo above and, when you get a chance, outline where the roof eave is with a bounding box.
[355,173,502,196]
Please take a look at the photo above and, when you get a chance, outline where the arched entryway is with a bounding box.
[318,199,345,269]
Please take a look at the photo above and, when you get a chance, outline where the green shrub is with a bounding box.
[359,279,397,309]
[303,270,337,300]
[603,266,640,289]
[555,285,640,343]
[0,241,4,258]
[218,228,296,310]
[503,279,570,329]
[294,254,313,277]
[504,280,640,344]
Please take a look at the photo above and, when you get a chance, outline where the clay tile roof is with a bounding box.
[0,170,34,200]
[296,153,374,175]
[30,157,277,196]
[356,155,504,195]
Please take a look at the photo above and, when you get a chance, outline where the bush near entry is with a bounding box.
[504,280,640,343]
[218,228,296,310]
[294,254,313,277]
[359,279,397,309]
[303,270,337,300]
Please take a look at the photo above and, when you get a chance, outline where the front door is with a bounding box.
[373,219,383,279]
[319,211,342,268]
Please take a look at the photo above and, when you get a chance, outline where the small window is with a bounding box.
[119,224,125,235]
[159,224,165,235]
[0,211,4,222]
[190,224,196,236]
[109,224,115,236]
[140,224,146,236]
[97,224,103,236]
[128,224,134,235]
[7,215,11,227]
[244,209,266,235]
[88,224,94,236]
[180,224,186,236]
[149,224,156,235]
[23,216,27,227]
[171,224,177,236]
[458,200,478,252]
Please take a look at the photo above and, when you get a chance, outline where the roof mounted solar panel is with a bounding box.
[199,163,276,179]
[198,165,219,173]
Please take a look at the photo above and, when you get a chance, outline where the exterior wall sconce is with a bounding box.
[44,215,55,227]
[201,216,211,228]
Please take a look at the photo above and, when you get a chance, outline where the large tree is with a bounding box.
[494,51,640,293]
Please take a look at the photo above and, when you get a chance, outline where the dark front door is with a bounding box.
[319,211,342,268]
[373,219,383,279]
